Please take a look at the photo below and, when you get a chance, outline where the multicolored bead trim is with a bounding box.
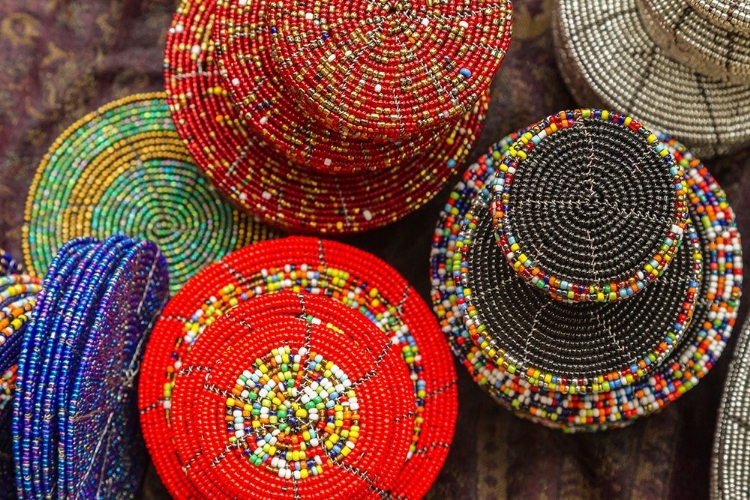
[489,109,689,303]
[12,236,169,499]
[165,0,487,234]
[265,0,512,140]
[23,93,275,294]
[430,130,742,431]
[161,293,414,498]
[213,0,443,173]
[140,237,457,499]
[0,270,39,500]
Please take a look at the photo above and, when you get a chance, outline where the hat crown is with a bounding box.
[489,109,690,303]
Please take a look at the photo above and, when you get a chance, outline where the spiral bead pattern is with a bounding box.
[23,93,275,294]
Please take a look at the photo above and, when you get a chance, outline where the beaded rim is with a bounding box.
[165,0,487,234]
[429,131,742,431]
[140,237,458,498]
[212,0,444,173]
[22,93,275,294]
[166,293,415,498]
[685,0,750,32]
[490,109,690,303]
[261,0,513,140]
[12,236,170,498]
[553,0,750,158]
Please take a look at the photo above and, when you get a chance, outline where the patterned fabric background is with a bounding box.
[1,0,749,498]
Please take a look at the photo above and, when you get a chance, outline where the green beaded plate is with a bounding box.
[23,93,277,293]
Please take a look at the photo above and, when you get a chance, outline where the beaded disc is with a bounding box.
[553,0,750,158]
[23,93,275,294]
[489,110,689,303]
[713,315,750,499]
[166,293,414,499]
[12,236,170,499]
[140,237,457,498]
[0,273,39,499]
[686,0,750,32]
[213,0,444,173]
[165,0,487,233]
[430,128,742,431]
[638,0,750,85]
[263,0,512,140]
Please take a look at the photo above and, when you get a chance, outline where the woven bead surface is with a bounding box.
[12,236,170,499]
[165,0,487,233]
[214,0,444,173]
[140,237,457,499]
[553,0,750,158]
[686,0,750,32]
[23,93,275,295]
[0,270,40,500]
[638,0,750,84]
[258,0,512,140]
[489,110,689,303]
[713,315,750,499]
[430,127,742,431]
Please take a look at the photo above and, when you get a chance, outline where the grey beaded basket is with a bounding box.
[553,0,750,158]
[713,315,750,499]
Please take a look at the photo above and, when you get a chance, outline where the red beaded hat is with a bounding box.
[164,0,498,234]
[140,237,458,498]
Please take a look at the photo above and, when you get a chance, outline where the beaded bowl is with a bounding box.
[430,112,742,431]
[140,237,457,498]
[165,0,487,233]
[0,270,40,499]
[258,0,512,140]
[23,93,276,295]
[553,0,750,157]
[12,236,170,499]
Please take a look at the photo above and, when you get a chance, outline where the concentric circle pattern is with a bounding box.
[214,0,444,173]
[12,236,170,499]
[554,0,750,157]
[162,293,414,499]
[430,128,742,431]
[23,93,275,294]
[165,0,487,233]
[638,0,750,85]
[266,0,512,139]
[140,237,458,499]
[0,272,40,499]
[490,110,689,302]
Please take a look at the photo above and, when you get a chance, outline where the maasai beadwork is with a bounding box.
[161,293,415,498]
[0,250,22,276]
[713,316,750,499]
[23,93,275,294]
[638,0,750,85]
[140,237,457,498]
[218,0,511,142]
[553,0,750,157]
[489,110,689,303]
[12,236,169,499]
[213,0,443,173]
[430,124,742,432]
[0,273,40,499]
[165,0,487,233]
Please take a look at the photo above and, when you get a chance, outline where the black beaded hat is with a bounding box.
[553,0,750,158]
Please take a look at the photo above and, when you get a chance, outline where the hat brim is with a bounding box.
[554,0,750,158]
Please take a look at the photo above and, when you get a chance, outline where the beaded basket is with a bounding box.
[23,93,276,295]
[430,110,742,431]
[713,315,750,499]
[0,267,40,499]
[12,236,170,499]
[553,0,750,158]
[164,0,493,233]
[140,237,457,499]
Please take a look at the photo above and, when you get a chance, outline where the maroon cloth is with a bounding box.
[1,1,748,498]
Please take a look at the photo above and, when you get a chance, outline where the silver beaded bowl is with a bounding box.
[553,0,750,158]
